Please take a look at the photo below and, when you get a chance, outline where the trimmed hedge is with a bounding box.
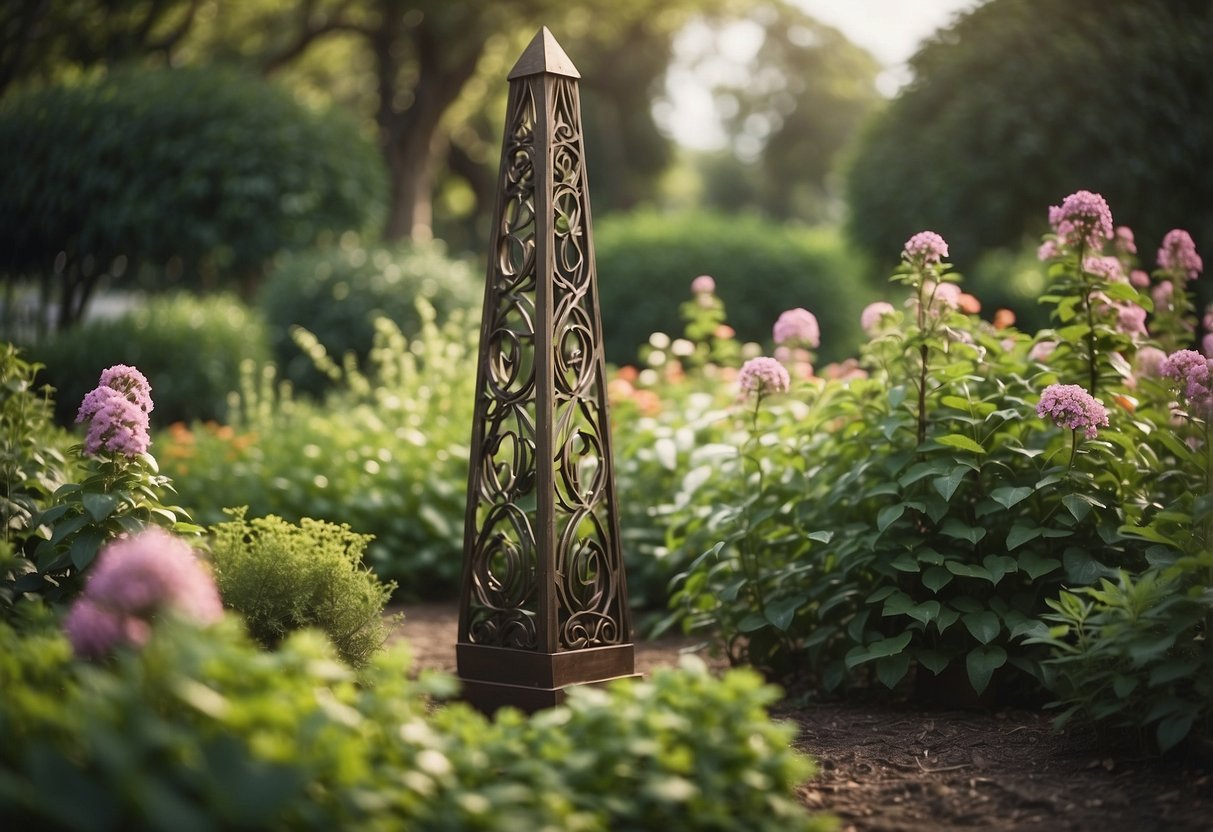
[594,212,876,366]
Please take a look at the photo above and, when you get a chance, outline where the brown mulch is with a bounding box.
[391,603,1213,831]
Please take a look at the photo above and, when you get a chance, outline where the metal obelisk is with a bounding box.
[455,27,638,712]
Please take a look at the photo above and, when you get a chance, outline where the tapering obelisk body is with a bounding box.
[456,27,638,712]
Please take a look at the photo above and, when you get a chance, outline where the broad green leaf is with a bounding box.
[922,566,953,593]
[915,547,945,565]
[1063,549,1117,584]
[1061,494,1093,522]
[1157,712,1196,753]
[69,527,106,571]
[876,653,912,689]
[966,645,1007,696]
[990,486,1033,509]
[807,530,834,544]
[1112,675,1138,699]
[916,649,950,675]
[890,552,919,572]
[846,608,872,643]
[936,433,987,455]
[1118,524,1179,547]
[940,518,986,544]
[1018,551,1061,580]
[765,595,807,632]
[982,555,1018,587]
[962,611,1001,644]
[845,631,913,669]
[1006,524,1042,550]
[940,395,973,411]
[877,503,907,532]
[888,385,907,408]
[945,560,989,580]
[933,465,969,500]
[950,595,984,614]
[737,612,768,633]
[935,605,961,633]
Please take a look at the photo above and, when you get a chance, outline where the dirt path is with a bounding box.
[391,603,1213,831]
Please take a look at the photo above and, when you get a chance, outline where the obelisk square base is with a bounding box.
[456,642,641,714]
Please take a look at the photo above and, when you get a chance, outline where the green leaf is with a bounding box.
[1148,659,1198,687]
[876,653,912,689]
[877,503,907,532]
[962,611,1001,644]
[1006,524,1042,550]
[765,595,807,632]
[69,528,106,571]
[81,492,122,523]
[935,605,961,634]
[1118,524,1179,547]
[990,486,1033,509]
[945,560,990,580]
[922,566,953,593]
[1157,712,1197,753]
[940,518,985,544]
[1062,494,1093,522]
[737,612,768,633]
[845,631,913,669]
[1063,549,1117,584]
[1018,551,1061,580]
[916,649,950,675]
[966,645,1007,696]
[888,385,907,409]
[889,552,919,572]
[933,465,969,500]
[982,555,1018,587]
[936,433,986,454]
[1112,675,1138,699]
[807,530,834,544]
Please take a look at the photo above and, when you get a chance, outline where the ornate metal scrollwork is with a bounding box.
[459,29,630,659]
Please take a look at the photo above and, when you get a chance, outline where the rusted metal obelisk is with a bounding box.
[456,27,638,712]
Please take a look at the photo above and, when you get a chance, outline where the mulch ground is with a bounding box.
[391,603,1213,831]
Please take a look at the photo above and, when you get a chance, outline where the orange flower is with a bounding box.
[993,308,1016,330]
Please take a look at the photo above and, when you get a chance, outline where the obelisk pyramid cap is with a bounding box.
[508,27,581,79]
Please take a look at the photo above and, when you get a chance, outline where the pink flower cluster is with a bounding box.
[690,274,716,295]
[902,231,949,267]
[1048,190,1114,252]
[1036,383,1109,439]
[772,307,820,348]
[1157,229,1203,282]
[75,365,153,458]
[861,301,896,334]
[63,528,224,660]
[1159,349,1213,407]
[738,356,791,398]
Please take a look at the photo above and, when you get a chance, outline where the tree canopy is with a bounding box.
[844,0,1213,271]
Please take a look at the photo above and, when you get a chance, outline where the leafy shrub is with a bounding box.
[258,239,481,396]
[208,510,398,667]
[663,192,1201,713]
[0,606,830,831]
[0,346,76,609]
[162,304,476,597]
[594,211,875,366]
[0,65,386,327]
[30,293,271,426]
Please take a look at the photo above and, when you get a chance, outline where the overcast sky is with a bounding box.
[660,0,984,149]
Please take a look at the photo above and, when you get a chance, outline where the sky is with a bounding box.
[659,0,984,149]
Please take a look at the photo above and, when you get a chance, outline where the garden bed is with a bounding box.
[394,603,1213,832]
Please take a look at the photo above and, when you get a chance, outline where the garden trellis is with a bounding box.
[456,28,639,711]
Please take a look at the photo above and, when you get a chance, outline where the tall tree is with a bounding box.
[845,0,1213,271]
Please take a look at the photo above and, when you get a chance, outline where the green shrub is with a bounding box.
[163,304,476,597]
[208,510,398,667]
[30,293,271,426]
[594,212,875,366]
[257,240,481,396]
[0,346,77,609]
[0,65,386,327]
[0,606,830,831]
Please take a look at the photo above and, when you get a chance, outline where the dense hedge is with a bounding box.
[0,65,386,299]
[594,212,875,366]
[258,241,482,396]
[29,293,270,426]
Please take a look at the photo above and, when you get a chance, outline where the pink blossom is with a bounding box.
[1203,336,1213,359]
[738,356,791,398]
[1036,383,1109,439]
[1160,349,1213,405]
[1037,240,1061,262]
[1028,340,1057,363]
[690,275,716,295]
[1129,270,1150,288]
[861,302,895,333]
[1114,303,1148,338]
[1157,230,1203,282]
[1152,280,1174,311]
[902,231,949,266]
[930,282,962,309]
[1048,190,1114,251]
[772,307,820,348]
[1083,255,1125,283]
[1136,346,1167,377]
[1114,226,1137,256]
[97,365,154,414]
[64,528,223,659]
[81,391,150,458]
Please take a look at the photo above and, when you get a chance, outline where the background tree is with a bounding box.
[844,0,1213,278]
[685,0,881,224]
